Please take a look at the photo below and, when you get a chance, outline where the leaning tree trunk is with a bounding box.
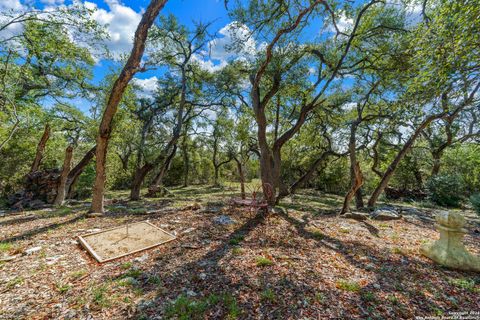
[30,124,50,173]
[130,163,154,201]
[90,0,168,215]
[54,145,74,206]
[66,145,96,198]
[368,113,445,208]
[233,156,246,199]
[341,162,364,215]
[146,144,177,197]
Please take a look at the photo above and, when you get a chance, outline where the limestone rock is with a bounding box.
[342,211,369,221]
[370,208,401,221]
[25,246,42,255]
[213,215,236,225]
[420,211,480,272]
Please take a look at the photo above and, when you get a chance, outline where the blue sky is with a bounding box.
[0,0,235,113]
[88,0,232,110]
[0,0,421,114]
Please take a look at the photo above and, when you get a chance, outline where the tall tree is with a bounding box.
[90,0,168,214]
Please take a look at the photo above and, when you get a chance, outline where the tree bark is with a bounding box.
[90,0,168,215]
[54,145,74,206]
[146,144,177,196]
[341,161,364,214]
[368,113,445,208]
[233,156,246,199]
[66,145,96,198]
[30,124,50,173]
[130,163,154,200]
[181,134,189,188]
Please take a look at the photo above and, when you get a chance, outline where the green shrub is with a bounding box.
[426,174,464,207]
[469,193,480,215]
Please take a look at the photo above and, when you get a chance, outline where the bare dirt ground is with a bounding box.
[0,185,479,320]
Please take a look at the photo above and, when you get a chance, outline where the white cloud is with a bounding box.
[0,0,23,11]
[85,0,142,58]
[189,21,257,72]
[132,76,158,98]
[342,102,357,111]
[336,13,354,33]
[325,11,353,35]
[207,21,256,61]
[191,53,228,72]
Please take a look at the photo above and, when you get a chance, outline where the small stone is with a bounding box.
[138,299,154,310]
[213,215,236,225]
[46,255,62,265]
[122,277,140,286]
[64,310,77,320]
[134,254,149,263]
[365,263,375,271]
[186,290,197,297]
[199,273,207,280]
[182,227,196,234]
[25,246,42,255]
[0,254,20,262]
[373,283,381,289]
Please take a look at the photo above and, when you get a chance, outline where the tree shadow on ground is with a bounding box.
[1,214,84,243]
[125,206,473,319]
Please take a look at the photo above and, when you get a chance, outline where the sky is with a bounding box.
[0,0,236,113]
[0,0,422,114]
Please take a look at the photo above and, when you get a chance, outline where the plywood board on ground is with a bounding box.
[78,221,176,262]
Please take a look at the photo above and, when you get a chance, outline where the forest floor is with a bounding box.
[0,184,479,320]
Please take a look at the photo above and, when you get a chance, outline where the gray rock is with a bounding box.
[137,299,155,310]
[134,254,149,263]
[401,207,422,215]
[213,215,236,225]
[64,310,77,320]
[186,290,197,297]
[121,277,139,286]
[29,199,46,210]
[343,211,369,221]
[25,246,42,255]
[370,209,401,221]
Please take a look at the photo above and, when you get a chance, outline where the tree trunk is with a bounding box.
[30,124,50,173]
[90,0,168,215]
[66,145,96,198]
[54,145,74,206]
[234,156,246,199]
[289,151,334,195]
[130,163,154,201]
[355,189,364,209]
[212,135,220,186]
[181,135,189,188]
[146,144,177,196]
[368,113,445,208]
[341,161,364,214]
[431,151,442,176]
